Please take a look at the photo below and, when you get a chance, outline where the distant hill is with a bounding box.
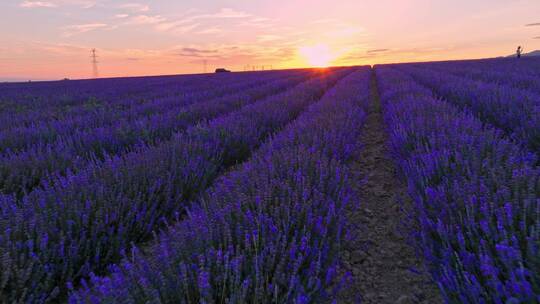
[506,50,540,57]
[525,50,540,57]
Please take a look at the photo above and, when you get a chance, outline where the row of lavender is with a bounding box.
[377,66,539,302]
[0,70,297,151]
[408,57,540,78]
[393,59,540,153]
[409,59,540,94]
[69,68,371,303]
[0,68,354,302]
[0,71,310,197]
[0,70,293,128]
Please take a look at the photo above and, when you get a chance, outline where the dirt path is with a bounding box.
[338,71,442,303]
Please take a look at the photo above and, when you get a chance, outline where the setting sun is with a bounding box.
[299,44,336,67]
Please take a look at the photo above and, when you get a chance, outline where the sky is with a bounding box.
[0,0,539,81]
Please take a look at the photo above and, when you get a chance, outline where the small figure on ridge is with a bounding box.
[516,46,523,58]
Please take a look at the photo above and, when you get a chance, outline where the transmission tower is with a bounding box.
[91,49,99,78]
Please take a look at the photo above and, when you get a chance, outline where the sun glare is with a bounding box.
[299,44,335,67]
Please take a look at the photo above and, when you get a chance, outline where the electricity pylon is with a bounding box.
[91,49,99,78]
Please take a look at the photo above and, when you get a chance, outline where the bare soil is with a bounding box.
[337,71,443,303]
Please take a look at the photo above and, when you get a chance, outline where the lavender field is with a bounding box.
[0,58,539,303]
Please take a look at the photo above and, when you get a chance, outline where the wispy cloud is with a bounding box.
[171,23,200,34]
[62,23,108,37]
[327,26,364,38]
[65,0,96,9]
[177,47,220,58]
[339,54,371,61]
[341,46,451,63]
[237,16,275,29]
[257,35,282,42]
[19,1,57,8]
[168,43,280,62]
[250,17,271,23]
[534,36,540,39]
[311,18,339,24]
[20,0,98,9]
[201,8,251,19]
[185,8,251,22]
[31,41,90,56]
[119,3,149,12]
[196,28,223,35]
[525,22,540,26]
[219,8,250,18]
[154,19,191,31]
[142,8,253,34]
[182,47,218,53]
[114,14,129,19]
[367,48,389,54]
[126,15,166,25]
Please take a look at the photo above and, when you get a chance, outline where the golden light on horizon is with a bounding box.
[1,0,538,80]
[299,44,336,68]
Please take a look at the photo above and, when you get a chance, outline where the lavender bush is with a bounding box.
[69,68,371,304]
[0,70,293,131]
[3,57,538,304]
[0,71,300,154]
[0,68,352,302]
[410,60,540,93]
[394,64,540,153]
[377,66,540,302]
[0,72,309,196]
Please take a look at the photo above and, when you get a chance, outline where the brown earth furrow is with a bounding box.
[338,70,442,304]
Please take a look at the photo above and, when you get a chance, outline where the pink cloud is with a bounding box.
[19,1,57,8]
[62,23,108,37]
[118,3,150,12]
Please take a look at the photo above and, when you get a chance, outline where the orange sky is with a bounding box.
[0,0,539,80]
